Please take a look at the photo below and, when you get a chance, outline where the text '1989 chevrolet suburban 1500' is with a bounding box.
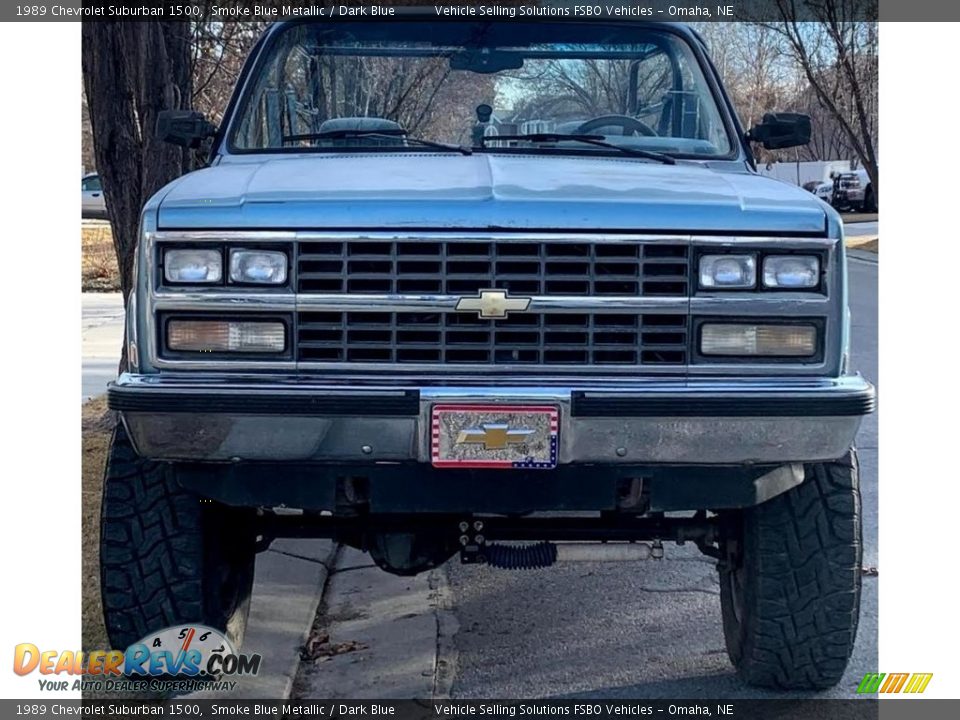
[102,20,875,690]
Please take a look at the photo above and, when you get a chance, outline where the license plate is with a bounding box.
[431,404,559,469]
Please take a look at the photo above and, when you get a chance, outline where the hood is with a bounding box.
[156,153,828,234]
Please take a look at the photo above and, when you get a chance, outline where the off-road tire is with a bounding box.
[719,449,861,690]
[100,423,255,651]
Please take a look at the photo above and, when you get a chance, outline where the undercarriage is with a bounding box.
[254,510,728,575]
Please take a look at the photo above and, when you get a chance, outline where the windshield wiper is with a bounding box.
[283,129,472,156]
[480,133,676,165]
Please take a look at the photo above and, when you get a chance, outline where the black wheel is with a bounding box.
[719,450,861,690]
[99,423,256,651]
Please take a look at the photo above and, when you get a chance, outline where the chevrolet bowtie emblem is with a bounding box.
[455,289,531,319]
[456,423,535,450]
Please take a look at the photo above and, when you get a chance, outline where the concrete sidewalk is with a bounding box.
[82,292,123,400]
[294,547,458,700]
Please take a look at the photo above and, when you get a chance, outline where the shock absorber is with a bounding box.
[458,519,664,569]
[479,541,663,569]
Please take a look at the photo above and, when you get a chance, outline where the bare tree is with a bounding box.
[795,80,861,162]
[256,37,494,147]
[696,23,807,165]
[190,18,267,123]
[761,1,879,201]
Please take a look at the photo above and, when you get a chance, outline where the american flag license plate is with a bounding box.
[430,404,559,469]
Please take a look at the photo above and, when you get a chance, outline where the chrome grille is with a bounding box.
[297,312,688,366]
[298,240,690,297]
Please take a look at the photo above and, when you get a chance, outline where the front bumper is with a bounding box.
[108,373,875,465]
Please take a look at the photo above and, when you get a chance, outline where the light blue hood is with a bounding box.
[156,153,828,234]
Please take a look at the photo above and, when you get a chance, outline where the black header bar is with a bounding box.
[7,0,895,23]
[0,699,907,720]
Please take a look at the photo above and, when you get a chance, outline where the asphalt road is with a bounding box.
[844,221,878,238]
[443,255,878,700]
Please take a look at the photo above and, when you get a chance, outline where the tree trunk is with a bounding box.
[82,22,194,370]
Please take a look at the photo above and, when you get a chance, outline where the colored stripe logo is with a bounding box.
[857,672,933,694]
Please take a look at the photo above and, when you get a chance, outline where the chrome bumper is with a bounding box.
[108,373,875,465]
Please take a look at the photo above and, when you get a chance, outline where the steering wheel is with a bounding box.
[575,115,658,137]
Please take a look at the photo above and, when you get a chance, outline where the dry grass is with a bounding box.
[82,223,120,292]
[841,212,879,253]
[846,237,879,254]
[81,397,114,656]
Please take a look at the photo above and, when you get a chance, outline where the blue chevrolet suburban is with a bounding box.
[102,20,874,690]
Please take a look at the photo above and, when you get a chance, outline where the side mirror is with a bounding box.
[747,112,811,150]
[156,110,217,149]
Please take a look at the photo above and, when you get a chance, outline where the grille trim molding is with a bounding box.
[295,293,690,313]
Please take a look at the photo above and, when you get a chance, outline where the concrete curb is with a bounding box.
[430,565,460,700]
[296,547,448,698]
[186,539,340,701]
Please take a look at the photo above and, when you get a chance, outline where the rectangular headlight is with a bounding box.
[701,323,817,357]
[699,254,756,289]
[762,255,820,289]
[167,320,285,353]
[163,249,222,284]
[229,249,288,285]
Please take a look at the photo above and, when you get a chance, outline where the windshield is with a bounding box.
[231,22,734,158]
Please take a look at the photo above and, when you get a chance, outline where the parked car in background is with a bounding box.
[855,167,877,212]
[830,172,865,212]
[81,172,107,218]
[805,170,877,214]
[802,180,834,206]
[813,181,834,204]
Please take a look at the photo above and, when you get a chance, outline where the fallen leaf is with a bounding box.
[300,636,367,661]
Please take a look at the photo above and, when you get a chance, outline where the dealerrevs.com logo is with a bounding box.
[13,625,261,692]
